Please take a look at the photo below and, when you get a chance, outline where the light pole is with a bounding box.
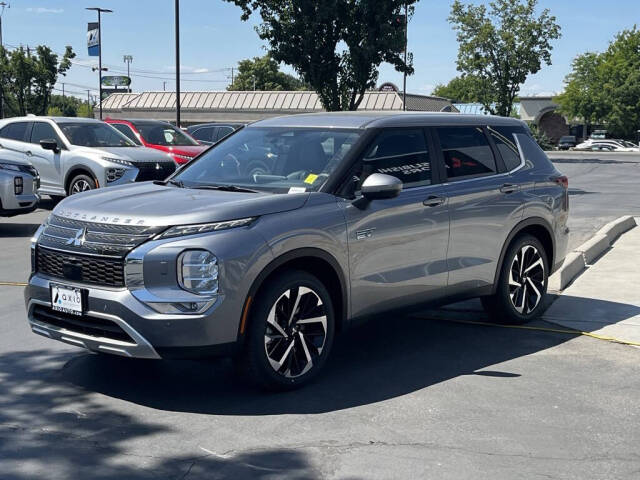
[403,3,408,111]
[86,7,112,120]
[0,2,9,119]
[123,54,133,92]
[175,0,181,127]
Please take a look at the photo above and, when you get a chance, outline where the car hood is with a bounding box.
[148,144,208,157]
[99,146,175,163]
[53,182,310,227]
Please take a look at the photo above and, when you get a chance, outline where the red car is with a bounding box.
[105,118,208,165]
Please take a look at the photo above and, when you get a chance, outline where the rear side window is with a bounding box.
[0,122,30,141]
[514,133,555,170]
[215,126,235,142]
[362,128,431,188]
[437,127,496,180]
[111,124,142,145]
[488,126,524,171]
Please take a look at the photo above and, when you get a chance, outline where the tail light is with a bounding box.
[553,175,568,189]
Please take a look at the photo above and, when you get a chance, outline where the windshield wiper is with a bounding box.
[191,184,260,193]
[162,179,184,188]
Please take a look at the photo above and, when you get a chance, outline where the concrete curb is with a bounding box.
[548,216,637,291]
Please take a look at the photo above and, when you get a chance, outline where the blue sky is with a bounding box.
[4,0,639,101]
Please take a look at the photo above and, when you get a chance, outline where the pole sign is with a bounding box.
[378,82,400,92]
[101,76,131,87]
[87,22,100,56]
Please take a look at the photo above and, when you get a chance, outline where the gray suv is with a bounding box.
[25,112,569,390]
[0,117,176,198]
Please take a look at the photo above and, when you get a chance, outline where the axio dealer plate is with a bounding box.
[51,284,83,316]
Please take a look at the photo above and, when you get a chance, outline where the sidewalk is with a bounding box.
[542,221,640,345]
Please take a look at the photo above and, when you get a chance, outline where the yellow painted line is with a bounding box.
[425,317,640,348]
[0,281,27,287]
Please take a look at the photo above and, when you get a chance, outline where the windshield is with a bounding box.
[58,122,137,148]
[135,122,199,146]
[173,127,362,193]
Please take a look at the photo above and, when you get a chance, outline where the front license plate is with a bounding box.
[51,284,83,316]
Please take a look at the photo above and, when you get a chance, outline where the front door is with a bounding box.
[29,121,65,194]
[342,128,450,319]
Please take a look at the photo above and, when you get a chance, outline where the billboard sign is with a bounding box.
[87,22,99,56]
[378,82,399,92]
[101,76,131,87]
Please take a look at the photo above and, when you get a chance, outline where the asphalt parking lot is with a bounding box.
[1,153,639,479]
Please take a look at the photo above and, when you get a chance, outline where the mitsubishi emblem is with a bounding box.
[66,227,87,247]
[155,163,161,170]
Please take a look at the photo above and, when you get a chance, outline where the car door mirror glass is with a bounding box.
[360,173,403,200]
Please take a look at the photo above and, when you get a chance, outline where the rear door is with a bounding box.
[0,121,33,158]
[343,127,450,319]
[29,121,66,193]
[434,125,525,293]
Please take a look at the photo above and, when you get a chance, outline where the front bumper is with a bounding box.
[24,274,239,359]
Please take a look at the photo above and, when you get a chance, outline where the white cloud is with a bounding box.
[192,68,210,74]
[26,7,64,14]
[418,84,435,94]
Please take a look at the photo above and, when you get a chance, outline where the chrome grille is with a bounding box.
[38,215,165,258]
[36,247,126,287]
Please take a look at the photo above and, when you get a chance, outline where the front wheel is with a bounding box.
[482,234,549,324]
[68,174,96,195]
[241,270,335,390]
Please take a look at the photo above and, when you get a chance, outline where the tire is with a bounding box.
[240,270,335,391]
[481,234,549,324]
[68,174,96,195]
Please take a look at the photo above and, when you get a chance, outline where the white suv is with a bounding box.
[0,116,177,198]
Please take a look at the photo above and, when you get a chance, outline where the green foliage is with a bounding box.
[432,75,487,103]
[556,27,640,138]
[224,0,417,111]
[77,102,94,118]
[49,94,84,117]
[47,106,63,116]
[448,0,561,117]
[228,55,308,91]
[528,123,553,150]
[0,45,75,117]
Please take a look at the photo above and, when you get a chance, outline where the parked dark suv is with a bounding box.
[25,112,569,390]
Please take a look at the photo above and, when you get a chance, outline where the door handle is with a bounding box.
[25,150,33,157]
[500,183,519,194]
[423,195,447,207]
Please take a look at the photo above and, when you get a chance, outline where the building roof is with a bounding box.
[100,90,458,124]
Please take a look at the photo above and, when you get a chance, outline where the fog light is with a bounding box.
[106,168,125,183]
[147,300,215,314]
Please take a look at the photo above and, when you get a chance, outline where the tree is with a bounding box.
[555,27,640,138]
[432,75,487,103]
[0,44,75,117]
[448,0,561,117]
[49,94,84,117]
[228,55,308,91]
[223,0,417,111]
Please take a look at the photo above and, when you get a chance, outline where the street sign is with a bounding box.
[378,82,399,92]
[101,76,131,87]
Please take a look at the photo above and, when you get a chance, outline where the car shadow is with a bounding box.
[57,297,620,416]
[0,222,40,238]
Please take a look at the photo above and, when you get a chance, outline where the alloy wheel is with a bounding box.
[71,179,92,194]
[264,286,328,378]
[508,245,545,314]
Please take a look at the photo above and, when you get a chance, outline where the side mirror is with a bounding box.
[40,139,60,153]
[361,173,402,200]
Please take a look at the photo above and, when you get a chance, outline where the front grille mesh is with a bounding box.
[134,161,176,182]
[37,247,125,287]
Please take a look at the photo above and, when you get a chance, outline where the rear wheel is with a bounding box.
[241,270,335,390]
[68,174,96,195]
[482,234,549,324]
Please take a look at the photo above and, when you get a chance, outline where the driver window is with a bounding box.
[357,129,431,189]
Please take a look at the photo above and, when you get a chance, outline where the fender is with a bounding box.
[240,247,349,338]
[491,216,555,292]
[64,165,99,191]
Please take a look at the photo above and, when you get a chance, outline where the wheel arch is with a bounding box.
[239,247,349,340]
[64,165,99,194]
[492,217,555,292]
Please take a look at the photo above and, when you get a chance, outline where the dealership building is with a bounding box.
[99,90,458,125]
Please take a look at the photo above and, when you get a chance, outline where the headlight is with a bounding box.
[158,217,255,239]
[0,162,21,171]
[178,250,219,295]
[102,157,133,167]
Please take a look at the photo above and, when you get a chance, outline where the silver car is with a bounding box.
[0,151,39,217]
[25,112,569,390]
[0,116,177,198]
